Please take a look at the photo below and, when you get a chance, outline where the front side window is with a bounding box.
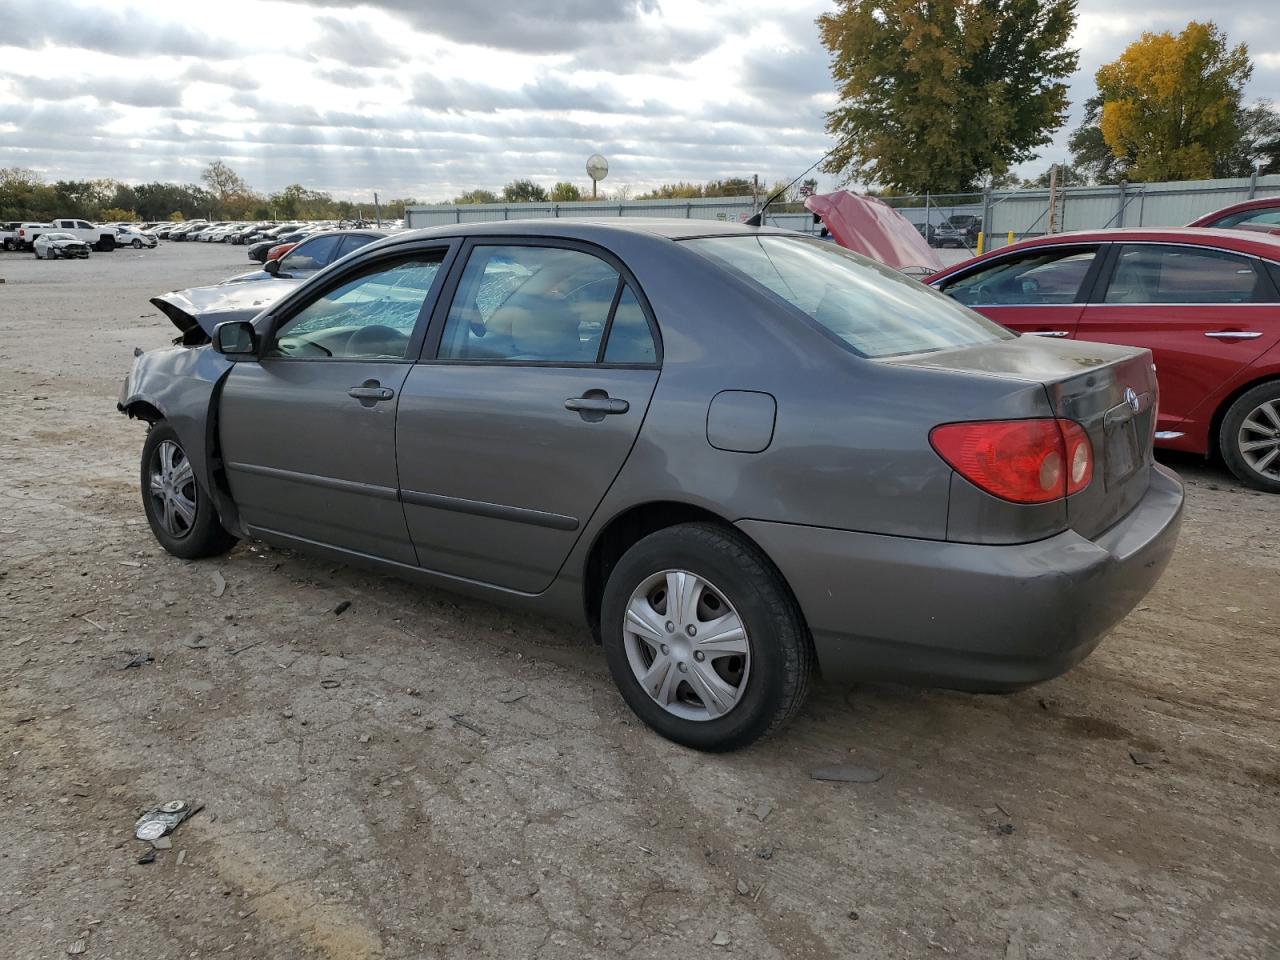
[943,248,1097,306]
[438,245,622,362]
[268,255,444,360]
[278,234,342,274]
[1104,245,1263,304]
[685,235,1013,359]
[338,234,378,258]
[1212,209,1280,229]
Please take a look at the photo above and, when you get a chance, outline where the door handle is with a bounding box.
[348,382,395,404]
[1024,330,1070,338]
[1204,331,1262,340]
[565,396,630,415]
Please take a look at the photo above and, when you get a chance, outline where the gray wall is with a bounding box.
[406,174,1280,250]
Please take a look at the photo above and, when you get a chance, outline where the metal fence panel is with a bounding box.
[407,174,1280,243]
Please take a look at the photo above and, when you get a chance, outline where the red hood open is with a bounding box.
[804,191,943,275]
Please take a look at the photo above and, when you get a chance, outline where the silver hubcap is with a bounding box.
[1239,399,1280,480]
[623,570,750,722]
[149,440,197,537]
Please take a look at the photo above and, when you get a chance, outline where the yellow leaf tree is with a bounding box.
[1096,22,1252,181]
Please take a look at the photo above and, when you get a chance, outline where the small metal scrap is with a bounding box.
[212,570,227,598]
[134,799,200,841]
[118,651,154,670]
[809,764,884,783]
[67,939,87,955]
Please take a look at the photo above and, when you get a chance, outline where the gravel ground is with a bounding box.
[1,241,1277,960]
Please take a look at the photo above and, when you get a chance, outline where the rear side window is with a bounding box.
[1104,245,1264,304]
[338,233,377,258]
[1212,209,1280,228]
[943,248,1097,305]
[684,235,1013,359]
[437,244,655,364]
[279,234,342,273]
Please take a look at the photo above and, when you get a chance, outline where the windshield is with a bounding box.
[45,233,75,241]
[683,235,1013,358]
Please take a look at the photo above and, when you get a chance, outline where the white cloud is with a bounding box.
[1,0,1275,198]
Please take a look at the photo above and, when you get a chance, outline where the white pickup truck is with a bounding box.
[49,218,121,251]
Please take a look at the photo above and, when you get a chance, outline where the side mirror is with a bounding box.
[263,258,281,276]
[212,320,258,357]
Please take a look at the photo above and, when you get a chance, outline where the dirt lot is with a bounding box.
[1,242,1277,960]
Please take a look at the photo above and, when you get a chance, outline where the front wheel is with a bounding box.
[140,422,238,559]
[132,238,143,249]
[1220,382,1280,493]
[600,522,813,751]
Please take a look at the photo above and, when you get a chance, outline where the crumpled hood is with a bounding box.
[150,279,301,339]
[805,191,943,275]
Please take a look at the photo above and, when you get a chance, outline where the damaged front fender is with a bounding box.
[150,278,301,344]
[119,345,241,536]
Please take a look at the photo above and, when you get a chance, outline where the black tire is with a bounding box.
[140,422,238,559]
[1219,381,1280,493]
[600,522,813,752]
[132,238,143,249]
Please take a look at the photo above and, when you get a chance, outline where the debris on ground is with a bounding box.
[756,846,774,860]
[151,836,172,850]
[211,570,226,598]
[175,850,186,866]
[134,799,200,841]
[320,679,342,689]
[996,823,1015,836]
[117,651,154,670]
[66,939,86,955]
[333,600,351,616]
[136,849,156,865]
[809,764,884,783]
[496,690,528,704]
[754,801,774,822]
[711,931,731,947]
[848,910,860,921]
[450,714,487,736]
[736,879,750,895]
[1130,750,1156,766]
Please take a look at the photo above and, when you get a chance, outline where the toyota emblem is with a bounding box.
[1124,387,1140,413]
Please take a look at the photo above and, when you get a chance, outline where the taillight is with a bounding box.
[930,419,1093,504]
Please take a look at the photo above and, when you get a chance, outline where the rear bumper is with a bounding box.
[737,464,1184,691]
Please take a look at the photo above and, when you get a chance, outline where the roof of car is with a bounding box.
[1188,195,1280,224]
[385,217,795,246]
[927,226,1280,280]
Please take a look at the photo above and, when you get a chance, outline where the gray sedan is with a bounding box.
[119,220,1183,751]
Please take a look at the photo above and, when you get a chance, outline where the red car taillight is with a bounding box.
[930,419,1093,504]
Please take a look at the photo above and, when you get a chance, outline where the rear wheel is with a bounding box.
[141,422,238,559]
[600,522,813,751]
[1220,382,1280,493]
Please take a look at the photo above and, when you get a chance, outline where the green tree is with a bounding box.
[1217,100,1280,176]
[550,181,583,201]
[453,189,500,204]
[635,181,705,199]
[818,0,1078,192]
[502,179,549,203]
[1095,22,1251,181]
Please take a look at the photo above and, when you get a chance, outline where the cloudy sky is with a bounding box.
[1,0,1277,202]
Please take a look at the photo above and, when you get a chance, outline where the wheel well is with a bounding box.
[1208,374,1280,462]
[123,400,164,424]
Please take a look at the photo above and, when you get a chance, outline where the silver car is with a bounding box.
[120,220,1183,751]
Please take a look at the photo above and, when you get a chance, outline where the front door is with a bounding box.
[1078,243,1280,438]
[219,248,454,563]
[937,244,1102,338]
[397,241,662,593]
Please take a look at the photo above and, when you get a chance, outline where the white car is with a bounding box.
[116,227,158,249]
[33,232,91,259]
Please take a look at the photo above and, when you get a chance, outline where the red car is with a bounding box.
[1188,196,1280,233]
[927,228,1280,492]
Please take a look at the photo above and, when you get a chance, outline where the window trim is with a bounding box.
[417,236,663,369]
[255,241,460,364]
[934,242,1106,307]
[1097,242,1280,307]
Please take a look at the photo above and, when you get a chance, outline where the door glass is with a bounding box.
[278,234,342,273]
[268,256,444,360]
[944,249,1097,306]
[1104,245,1261,304]
[438,245,620,362]
[338,233,378,258]
[603,285,657,363]
[1215,209,1280,228]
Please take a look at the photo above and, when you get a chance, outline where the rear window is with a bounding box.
[684,235,1013,358]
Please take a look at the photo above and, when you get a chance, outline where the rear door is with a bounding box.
[219,243,456,563]
[396,239,661,593]
[935,244,1102,338]
[1077,243,1280,439]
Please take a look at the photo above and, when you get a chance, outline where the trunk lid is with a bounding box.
[887,335,1157,539]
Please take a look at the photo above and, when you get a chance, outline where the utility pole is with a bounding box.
[1046,164,1060,235]
[752,174,760,212]
[373,192,382,228]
